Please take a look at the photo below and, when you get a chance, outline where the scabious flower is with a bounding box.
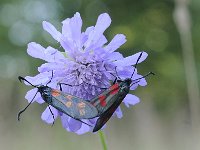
[24,12,148,134]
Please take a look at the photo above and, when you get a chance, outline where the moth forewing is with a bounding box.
[93,93,126,132]
[51,90,99,119]
[90,83,121,115]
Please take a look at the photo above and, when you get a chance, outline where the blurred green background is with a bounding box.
[0,0,200,149]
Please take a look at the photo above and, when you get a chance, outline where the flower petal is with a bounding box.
[115,107,123,118]
[42,21,61,42]
[85,13,111,48]
[130,83,139,90]
[62,18,71,39]
[106,52,124,61]
[131,74,147,89]
[89,118,97,124]
[84,26,94,35]
[69,12,82,49]
[76,120,91,135]
[139,78,147,86]
[104,34,126,53]
[27,42,46,60]
[68,118,82,132]
[113,51,148,67]
[25,88,44,104]
[38,62,65,73]
[93,35,107,49]
[41,106,58,124]
[44,46,65,62]
[117,66,147,90]
[25,72,50,85]
[82,26,94,47]
[60,113,69,129]
[27,42,64,62]
[60,36,75,53]
[95,13,111,34]
[123,94,140,107]
[117,66,136,79]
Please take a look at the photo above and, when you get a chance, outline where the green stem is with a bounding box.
[98,130,108,150]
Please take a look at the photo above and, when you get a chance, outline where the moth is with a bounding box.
[18,75,98,126]
[87,52,154,132]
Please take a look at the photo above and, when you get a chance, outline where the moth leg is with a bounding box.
[46,70,54,85]
[48,105,55,126]
[57,82,82,92]
[114,66,121,80]
[58,82,108,90]
[74,118,93,127]
[112,77,117,84]
[59,83,63,91]
[103,64,119,85]
[58,82,82,87]
[83,82,108,90]
[103,64,116,78]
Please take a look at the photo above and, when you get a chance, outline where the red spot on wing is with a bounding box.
[77,102,86,108]
[66,95,73,101]
[99,95,106,107]
[109,83,119,95]
[51,89,61,97]
[77,102,86,116]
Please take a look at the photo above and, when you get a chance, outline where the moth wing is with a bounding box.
[90,83,120,115]
[51,91,98,119]
[93,95,124,132]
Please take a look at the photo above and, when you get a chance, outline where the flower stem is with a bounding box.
[174,0,200,131]
[98,130,108,150]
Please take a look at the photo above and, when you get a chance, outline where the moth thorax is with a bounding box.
[120,82,130,93]
[124,78,132,86]
[38,86,52,103]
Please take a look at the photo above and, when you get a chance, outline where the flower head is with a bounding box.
[24,12,148,134]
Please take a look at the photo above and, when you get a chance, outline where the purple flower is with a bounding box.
[24,12,148,134]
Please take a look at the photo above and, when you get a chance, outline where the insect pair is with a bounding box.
[18,52,154,132]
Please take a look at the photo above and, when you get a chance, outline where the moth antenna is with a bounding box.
[130,51,144,79]
[130,72,155,87]
[17,91,38,121]
[18,76,37,88]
